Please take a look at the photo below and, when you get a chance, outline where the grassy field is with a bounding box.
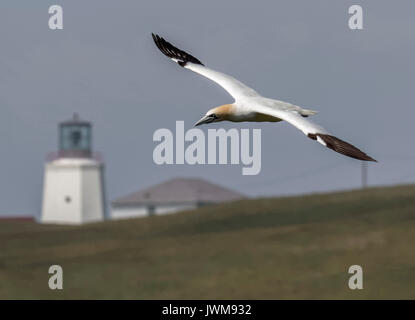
[1,184,415,299]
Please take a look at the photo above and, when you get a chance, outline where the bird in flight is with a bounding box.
[152,33,376,162]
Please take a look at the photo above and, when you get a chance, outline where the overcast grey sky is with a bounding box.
[0,0,414,216]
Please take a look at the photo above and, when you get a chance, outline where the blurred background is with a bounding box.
[0,0,414,299]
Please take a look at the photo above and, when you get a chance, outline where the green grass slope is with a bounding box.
[1,185,415,299]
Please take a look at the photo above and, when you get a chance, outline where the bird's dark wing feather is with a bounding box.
[308,133,377,162]
[152,33,204,67]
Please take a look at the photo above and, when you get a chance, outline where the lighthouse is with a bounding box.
[41,114,106,224]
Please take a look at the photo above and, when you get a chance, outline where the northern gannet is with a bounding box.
[152,34,376,162]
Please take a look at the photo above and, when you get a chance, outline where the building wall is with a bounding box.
[41,158,105,225]
[110,206,149,220]
[155,204,196,215]
[111,203,198,220]
[80,164,106,223]
[41,162,82,224]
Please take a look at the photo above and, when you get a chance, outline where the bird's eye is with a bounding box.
[203,114,217,124]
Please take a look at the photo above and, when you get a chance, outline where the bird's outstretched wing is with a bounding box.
[256,104,377,161]
[152,33,258,101]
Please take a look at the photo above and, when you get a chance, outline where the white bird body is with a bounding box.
[187,62,323,131]
[152,34,376,162]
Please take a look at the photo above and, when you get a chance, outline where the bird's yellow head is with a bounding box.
[194,104,235,126]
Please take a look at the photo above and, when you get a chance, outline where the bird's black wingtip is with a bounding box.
[151,33,159,43]
[151,33,204,66]
[309,133,377,162]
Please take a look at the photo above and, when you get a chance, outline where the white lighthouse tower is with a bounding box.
[41,114,106,224]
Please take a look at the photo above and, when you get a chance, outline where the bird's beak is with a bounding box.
[194,115,212,127]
